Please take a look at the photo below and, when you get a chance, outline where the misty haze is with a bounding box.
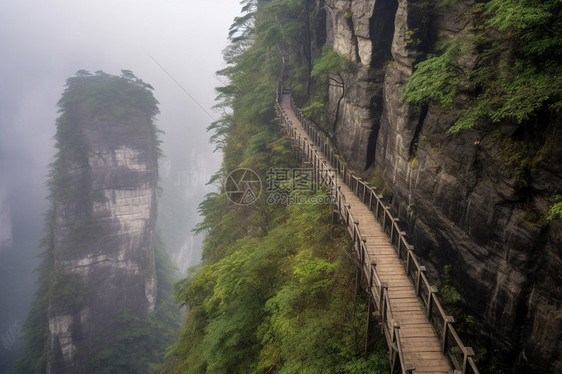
[1,0,239,371]
[2,1,561,373]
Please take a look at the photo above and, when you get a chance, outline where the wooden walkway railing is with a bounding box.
[274,60,479,374]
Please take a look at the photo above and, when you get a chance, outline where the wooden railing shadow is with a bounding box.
[275,61,479,374]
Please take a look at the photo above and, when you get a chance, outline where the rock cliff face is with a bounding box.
[46,72,159,373]
[325,0,561,371]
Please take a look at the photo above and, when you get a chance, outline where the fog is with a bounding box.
[0,0,240,369]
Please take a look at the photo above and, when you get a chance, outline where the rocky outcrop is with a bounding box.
[325,0,561,371]
[46,72,159,373]
[326,0,398,170]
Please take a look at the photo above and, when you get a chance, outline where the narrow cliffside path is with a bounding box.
[280,94,452,374]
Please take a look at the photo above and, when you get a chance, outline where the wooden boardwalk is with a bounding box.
[279,94,453,373]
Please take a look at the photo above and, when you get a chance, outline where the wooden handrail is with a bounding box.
[276,102,414,374]
[275,51,478,371]
[275,94,479,373]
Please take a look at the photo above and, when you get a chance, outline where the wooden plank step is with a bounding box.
[385,283,415,290]
[378,273,410,279]
[412,366,451,373]
[376,267,407,272]
[370,250,401,255]
[400,342,442,352]
[386,291,419,299]
[392,311,430,319]
[376,264,406,269]
[367,251,398,256]
[398,336,440,346]
[378,272,410,278]
[372,260,404,266]
[389,302,424,312]
[360,230,386,235]
[392,309,427,316]
[388,285,417,291]
[284,98,452,373]
[372,264,404,270]
[362,229,385,234]
[371,254,402,260]
[392,305,425,313]
[371,267,407,274]
[399,326,437,338]
[389,292,418,299]
[352,214,377,219]
[382,276,413,284]
[395,319,431,327]
[404,351,448,361]
[370,253,401,258]
[406,359,451,370]
[367,249,397,254]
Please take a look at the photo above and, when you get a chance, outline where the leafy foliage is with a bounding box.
[304,46,350,128]
[48,266,88,309]
[546,195,562,221]
[402,39,462,110]
[165,1,388,373]
[310,46,350,81]
[60,70,159,120]
[168,200,388,373]
[402,0,562,132]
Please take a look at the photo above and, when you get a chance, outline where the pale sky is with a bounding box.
[0,0,243,264]
[0,0,240,171]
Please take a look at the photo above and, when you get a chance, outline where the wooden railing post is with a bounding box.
[375,197,381,222]
[405,362,416,374]
[427,286,438,319]
[416,266,426,296]
[365,293,375,357]
[354,221,360,255]
[337,186,341,211]
[463,347,475,374]
[398,231,407,259]
[391,320,400,371]
[390,217,399,245]
[369,260,376,290]
[276,85,480,374]
[380,283,388,328]
[361,238,366,268]
[382,207,391,232]
[442,315,455,353]
[405,246,414,275]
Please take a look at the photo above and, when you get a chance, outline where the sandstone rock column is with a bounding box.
[46,72,159,373]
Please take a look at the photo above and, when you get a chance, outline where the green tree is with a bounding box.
[164,2,389,373]
[402,0,562,133]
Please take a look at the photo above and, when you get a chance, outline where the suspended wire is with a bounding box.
[144,50,216,121]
